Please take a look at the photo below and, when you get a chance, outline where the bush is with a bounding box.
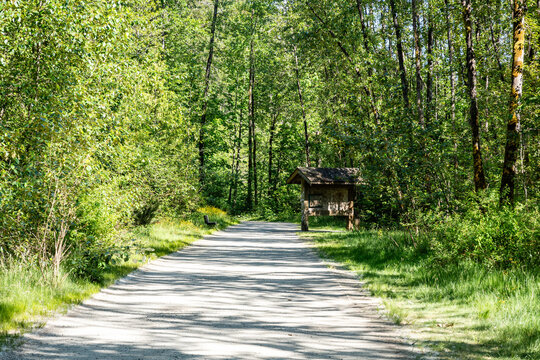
[426,196,539,270]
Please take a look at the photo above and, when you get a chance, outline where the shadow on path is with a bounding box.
[2,222,415,360]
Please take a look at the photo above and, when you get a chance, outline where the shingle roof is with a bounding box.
[286,167,362,185]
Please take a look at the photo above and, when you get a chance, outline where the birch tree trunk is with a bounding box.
[462,0,487,191]
[500,0,525,204]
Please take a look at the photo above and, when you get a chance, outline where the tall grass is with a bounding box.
[302,228,539,359]
[0,207,238,347]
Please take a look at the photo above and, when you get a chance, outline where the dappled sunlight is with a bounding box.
[7,222,414,359]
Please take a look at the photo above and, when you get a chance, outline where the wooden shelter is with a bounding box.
[286,167,362,231]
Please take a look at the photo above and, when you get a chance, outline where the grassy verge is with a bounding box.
[300,226,539,360]
[0,207,238,348]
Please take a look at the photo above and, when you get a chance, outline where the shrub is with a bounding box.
[426,196,539,270]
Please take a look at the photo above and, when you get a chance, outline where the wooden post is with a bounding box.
[301,180,309,231]
[347,186,355,231]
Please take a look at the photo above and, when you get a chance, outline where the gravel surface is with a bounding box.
[2,221,415,359]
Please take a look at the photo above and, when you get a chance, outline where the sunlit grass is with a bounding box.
[301,229,539,360]
[0,209,238,347]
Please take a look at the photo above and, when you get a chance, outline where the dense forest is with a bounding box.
[1,0,539,357]
[1,0,539,293]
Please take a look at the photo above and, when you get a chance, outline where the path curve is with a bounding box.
[3,222,414,359]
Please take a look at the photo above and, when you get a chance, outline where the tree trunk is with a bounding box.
[227,123,237,206]
[444,0,458,178]
[356,0,371,56]
[247,33,255,210]
[389,0,410,108]
[198,0,219,188]
[228,78,241,207]
[462,0,487,191]
[426,3,434,124]
[232,105,243,212]
[412,0,424,127]
[500,0,525,204]
[489,21,506,82]
[294,46,310,166]
[253,112,258,207]
[268,111,277,197]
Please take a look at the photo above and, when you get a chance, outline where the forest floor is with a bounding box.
[1,222,419,360]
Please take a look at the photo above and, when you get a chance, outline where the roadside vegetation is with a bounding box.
[301,198,539,360]
[0,207,237,347]
[1,0,538,357]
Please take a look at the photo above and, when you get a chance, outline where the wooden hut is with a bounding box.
[286,167,362,231]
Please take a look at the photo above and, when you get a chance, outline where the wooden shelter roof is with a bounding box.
[286,167,362,185]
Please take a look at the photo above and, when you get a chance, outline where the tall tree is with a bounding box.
[462,0,487,191]
[500,0,525,203]
[247,16,256,210]
[199,0,219,187]
[247,34,255,210]
[294,45,310,166]
[412,0,424,126]
[426,3,434,124]
[389,0,410,108]
[444,0,458,173]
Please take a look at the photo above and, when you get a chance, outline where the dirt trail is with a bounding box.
[2,221,415,359]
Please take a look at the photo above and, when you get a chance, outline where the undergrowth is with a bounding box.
[0,207,237,348]
[302,214,539,360]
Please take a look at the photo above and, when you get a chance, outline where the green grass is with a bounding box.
[0,208,238,348]
[300,228,539,360]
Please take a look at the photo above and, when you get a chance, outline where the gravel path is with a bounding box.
[3,221,414,359]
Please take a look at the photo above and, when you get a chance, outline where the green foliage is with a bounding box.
[0,210,238,342]
[0,0,198,279]
[425,195,539,270]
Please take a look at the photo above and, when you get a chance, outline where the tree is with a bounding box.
[389,0,410,108]
[412,0,424,126]
[199,0,220,187]
[462,0,487,191]
[500,0,525,204]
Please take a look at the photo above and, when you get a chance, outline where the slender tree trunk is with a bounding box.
[253,112,258,207]
[227,125,237,205]
[294,46,310,166]
[358,1,405,211]
[426,3,434,124]
[389,0,410,108]
[500,0,525,204]
[228,78,240,206]
[444,0,458,179]
[490,21,506,82]
[356,0,371,56]
[198,0,219,187]
[462,0,487,191]
[247,34,255,210]
[412,0,424,127]
[232,105,243,211]
[268,112,277,197]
